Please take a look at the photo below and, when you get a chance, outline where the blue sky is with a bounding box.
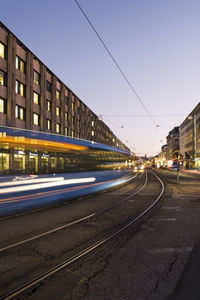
[1,0,200,156]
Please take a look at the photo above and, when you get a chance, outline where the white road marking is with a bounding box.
[148,247,193,254]
[153,218,177,222]
[162,206,181,210]
[171,194,182,198]
[107,192,132,195]
[141,225,154,231]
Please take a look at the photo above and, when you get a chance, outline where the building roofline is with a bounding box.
[0,21,129,151]
[180,102,200,128]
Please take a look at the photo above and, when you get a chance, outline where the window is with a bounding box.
[92,131,95,136]
[56,90,61,100]
[56,106,60,116]
[16,80,26,97]
[64,127,68,136]
[33,113,40,126]
[33,70,40,84]
[0,70,6,86]
[65,112,68,121]
[72,102,74,111]
[56,123,60,133]
[0,98,6,114]
[15,105,25,120]
[16,56,26,73]
[46,100,52,112]
[46,80,52,93]
[91,121,94,127]
[72,130,74,138]
[65,96,68,105]
[0,42,6,59]
[46,119,52,130]
[33,92,40,105]
[72,116,74,125]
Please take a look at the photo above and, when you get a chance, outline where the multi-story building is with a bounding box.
[166,126,179,163]
[0,21,130,174]
[179,102,200,169]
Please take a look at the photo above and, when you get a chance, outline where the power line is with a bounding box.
[100,114,187,118]
[74,0,158,127]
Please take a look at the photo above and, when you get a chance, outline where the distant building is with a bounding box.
[166,126,179,161]
[179,102,200,169]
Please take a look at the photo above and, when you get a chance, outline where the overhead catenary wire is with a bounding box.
[74,0,158,128]
[99,114,187,118]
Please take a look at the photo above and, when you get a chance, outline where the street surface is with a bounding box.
[0,168,200,300]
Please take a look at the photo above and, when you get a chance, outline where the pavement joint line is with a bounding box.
[148,247,193,254]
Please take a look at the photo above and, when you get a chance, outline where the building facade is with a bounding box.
[0,21,130,174]
[166,126,179,162]
[179,102,200,169]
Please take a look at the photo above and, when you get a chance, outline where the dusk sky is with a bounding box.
[1,0,200,156]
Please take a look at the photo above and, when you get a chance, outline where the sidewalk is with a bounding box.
[180,168,200,175]
[169,237,200,300]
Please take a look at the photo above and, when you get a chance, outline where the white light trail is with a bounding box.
[0,177,96,194]
[0,177,65,187]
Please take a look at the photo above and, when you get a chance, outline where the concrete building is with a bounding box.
[0,21,130,174]
[179,102,200,169]
[166,126,179,163]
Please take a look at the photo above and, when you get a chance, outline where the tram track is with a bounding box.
[0,171,143,252]
[0,169,164,299]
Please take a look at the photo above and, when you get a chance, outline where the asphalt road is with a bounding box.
[1,168,200,300]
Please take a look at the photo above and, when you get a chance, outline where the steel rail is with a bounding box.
[3,169,164,300]
[0,171,146,252]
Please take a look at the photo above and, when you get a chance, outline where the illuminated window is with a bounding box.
[33,70,40,84]
[46,100,52,112]
[56,106,60,116]
[46,80,52,93]
[15,105,25,120]
[64,127,68,136]
[72,130,74,138]
[65,112,68,121]
[0,98,6,114]
[0,70,6,86]
[46,119,52,130]
[72,102,74,111]
[16,56,26,73]
[16,80,26,97]
[92,131,95,136]
[56,90,61,100]
[0,42,5,59]
[33,92,40,105]
[33,113,40,126]
[91,121,94,127]
[56,123,60,133]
